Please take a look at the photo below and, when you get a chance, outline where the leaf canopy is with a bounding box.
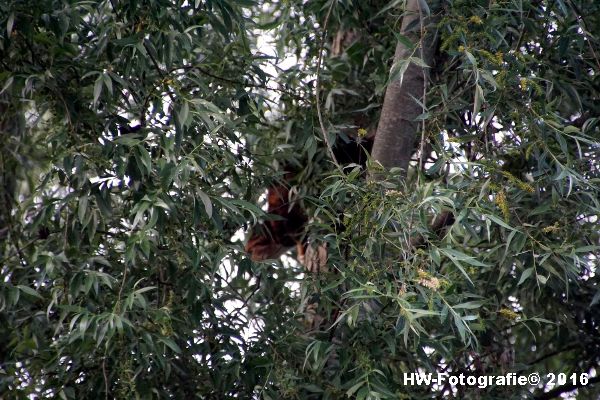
[1,0,599,399]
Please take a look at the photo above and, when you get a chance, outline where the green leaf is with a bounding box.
[93,75,103,107]
[518,267,534,285]
[159,337,182,353]
[6,12,15,36]
[388,59,410,85]
[346,381,365,397]
[0,76,13,95]
[76,195,87,224]
[483,213,518,231]
[112,133,143,146]
[17,285,43,300]
[472,84,484,123]
[197,190,213,218]
[417,0,430,15]
[103,73,113,95]
[453,301,484,309]
[178,101,190,128]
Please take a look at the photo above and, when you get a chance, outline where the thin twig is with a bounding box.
[566,0,600,70]
[102,351,109,400]
[143,41,177,103]
[114,265,128,314]
[175,65,306,101]
[534,375,600,400]
[236,274,262,314]
[315,1,341,170]
[416,1,427,181]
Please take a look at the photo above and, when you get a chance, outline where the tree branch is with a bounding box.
[534,375,600,400]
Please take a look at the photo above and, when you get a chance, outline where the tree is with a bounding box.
[1,0,599,399]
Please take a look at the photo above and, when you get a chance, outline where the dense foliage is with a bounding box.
[1,0,599,399]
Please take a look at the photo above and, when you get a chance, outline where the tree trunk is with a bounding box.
[371,0,438,174]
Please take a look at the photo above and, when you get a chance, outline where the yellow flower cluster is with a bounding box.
[479,49,504,65]
[501,171,535,193]
[499,307,519,320]
[519,78,528,91]
[469,16,483,25]
[542,222,560,233]
[417,270,442,291]
[495,190,510,221]
[385,189,404,199]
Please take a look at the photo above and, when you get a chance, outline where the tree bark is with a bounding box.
[371,0,438,174]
